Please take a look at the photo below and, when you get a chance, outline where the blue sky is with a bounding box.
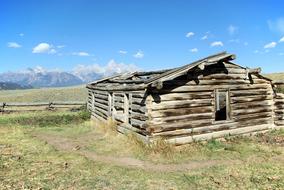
[1,0,284,74]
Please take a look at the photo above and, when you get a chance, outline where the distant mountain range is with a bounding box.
[0,61,140,89]
[0,82,33,90]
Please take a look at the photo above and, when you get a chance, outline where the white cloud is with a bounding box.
[72,52,90,56]
[279,36,284,43]
[244,42,248,46]
[190,48,198,53]
[32,43,56,54]
[279,52,284,56]
[19,33,24,37]
[201,35,208,40]
[185,32,194,38]
[254,50,259,54]
[211,41,224,47]
[268,18,284,34]
[264,42,277,49]
[118,50,127,54]
[7,42,22,48]
[133,50,144,58]
[72,60,141,81]
[228,25,238,35]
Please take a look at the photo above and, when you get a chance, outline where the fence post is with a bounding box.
[1,103,6,113]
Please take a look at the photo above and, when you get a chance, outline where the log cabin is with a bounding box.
[86,52,284,145]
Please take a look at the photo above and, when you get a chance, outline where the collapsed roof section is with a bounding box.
[86,51,271,91]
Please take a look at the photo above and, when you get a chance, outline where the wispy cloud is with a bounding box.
[32,43,56,54]
[133,50,144,58]
[268,18,284,34]
[19,33,24,37]
[228,25,238,35]
[279,36,284,43]
[254,50,259,54]
[211,41,224,47]
[264,42,277,49]
[201,35,208,40]
[118,50,127,54]
[190,48,198,53]
[72,52,90,56]
[7,42,22,48]
[185,32,194,38]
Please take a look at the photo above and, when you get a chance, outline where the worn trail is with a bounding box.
[33,132,239,172]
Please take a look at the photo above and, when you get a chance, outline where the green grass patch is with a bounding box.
[0,110,90,127]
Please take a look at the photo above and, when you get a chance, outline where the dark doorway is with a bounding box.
[215,89,230,121]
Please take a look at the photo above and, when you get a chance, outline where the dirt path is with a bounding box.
[33,132,239,172]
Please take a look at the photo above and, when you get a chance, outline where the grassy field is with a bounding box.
[0,85,87,103]
[264,73,284,80]
[1,111,284,189]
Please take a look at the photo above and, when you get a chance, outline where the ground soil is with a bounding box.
[32,132,242,172]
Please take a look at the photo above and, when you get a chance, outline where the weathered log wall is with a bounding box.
[274,93,284,127]
[87,89,150,138]
[146,62,276,145]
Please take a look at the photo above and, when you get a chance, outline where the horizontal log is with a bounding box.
[131,104,147,113]
[231,100,273,110]
[119,124,149,135]
[150,99,212,110]
[94,93,108,100]
[230,95,273,104]
[131,112,148,121]
[131,97,145,105]
[93,90,108,95]
[153,121,239,137]
[131,118,148,128]
[148,119,214,133]
[94,106,108,117]
[149,105,213,118]
[154,84,272,93]
[233,107,273,115]
[117,126,149,143]
[94,101,108,110]
[274,120,284,126]
[163,79,269,86]
[150,91,212,102]
[90,84,146,91]
[149,112,213,125]
[230,89,272,97]
[166,124,273,145]
[93,110,108,120]
[95,97,108,105]
[233,111,273,120]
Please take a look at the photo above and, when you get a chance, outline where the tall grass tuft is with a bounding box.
[128,134,175,158]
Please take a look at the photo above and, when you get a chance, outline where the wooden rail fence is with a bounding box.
[0,101,86,113]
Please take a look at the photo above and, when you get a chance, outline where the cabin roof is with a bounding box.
[86,51,272,90]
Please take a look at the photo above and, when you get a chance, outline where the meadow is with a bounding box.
[1,76,284,189]
[0,85,87,103]
[0,111,283,189]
